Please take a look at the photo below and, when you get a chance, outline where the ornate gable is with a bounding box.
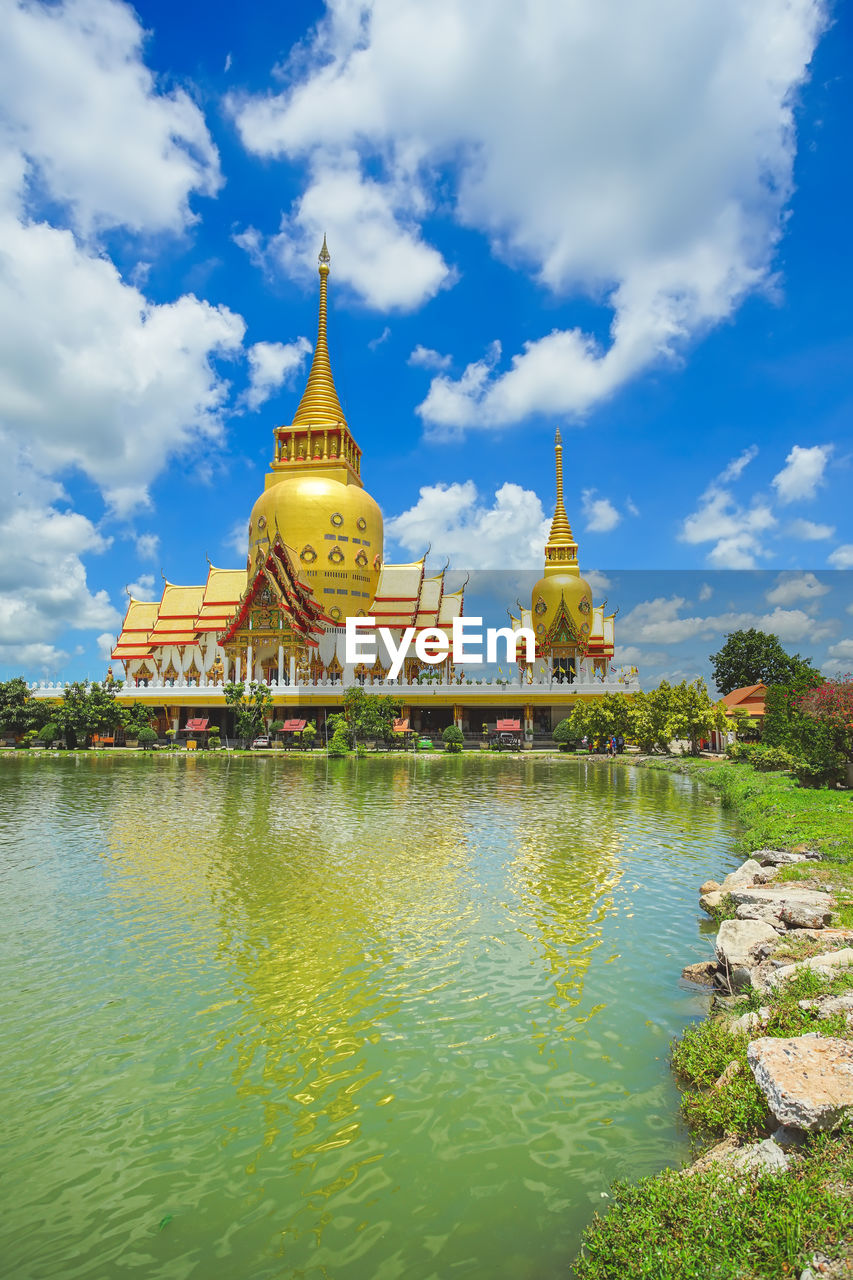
[218,534,331,651]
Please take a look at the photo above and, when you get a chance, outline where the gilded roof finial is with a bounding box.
[292,238,347,427]
[547,427,574,546]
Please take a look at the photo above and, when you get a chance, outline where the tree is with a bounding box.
[0,677,51,736]
[137,727,158,750]
[567,693,632,744]
[442,724,464,753]
[709,629,817,695]
[121,702,154,738]
[223,680,273,743]
[627,683,673,754]
[341,687,400,745]
[552,718,576,751]
[54,680,123,747]
[666,679,727,755]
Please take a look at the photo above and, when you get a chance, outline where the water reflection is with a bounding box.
[0,756,736,1280]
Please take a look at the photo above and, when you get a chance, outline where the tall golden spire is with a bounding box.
[292,237,348,427]
[544,428,579,574]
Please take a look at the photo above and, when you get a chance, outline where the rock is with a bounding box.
[730,1137,789,1176]
[798,994,853,1024]
[792,845,824,860]
[754,848,808,866]
[747,1035,853,1130]
[728,886,835,914]
[767,947,853,990]
[713,1059,742,1089]
[735,902,786,931]
[700,879,720,894]
[753,866,779,884]
[700,889,723,914]
[720,859,764,892]
[686,1136,739,1175]
[715,919,781,990]
[780,901,832,930]
[730,1006,771,1035]
[681,960,718,986]
[771,1124,806,1151]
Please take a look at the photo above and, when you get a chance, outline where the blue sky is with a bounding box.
[1,0,851,687]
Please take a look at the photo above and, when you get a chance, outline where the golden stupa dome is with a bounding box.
[246,239,384,624]
[531,429,593,650]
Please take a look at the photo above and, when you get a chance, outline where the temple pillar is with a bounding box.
[247,643,253,682]
[277,644,284,685]
[234,653,241,683]
[290,655,297,686]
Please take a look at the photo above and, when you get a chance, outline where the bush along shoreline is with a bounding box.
[574,759,853,1280]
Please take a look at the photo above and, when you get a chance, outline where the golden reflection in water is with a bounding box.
[99,757,639,1256]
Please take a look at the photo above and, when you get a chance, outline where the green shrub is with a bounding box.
[137,727,158,750]
[268,719,285,736]
[748,744,796,772]
[553,718,575,752]
[442,724,464,753]
[327,727,350,757]
[37,721,59,745]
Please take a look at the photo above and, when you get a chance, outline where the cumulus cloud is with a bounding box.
[584,570,613,595]
[234,160,452,311]
[719,445,759,483]
[1,0,221,234]
[231,0,827,425]
[126,574,156,600]
[0,446,120,674]
[408,344,452,371]
[772,444,833,504]
[386,480,550,569]
[787,517,835,540]
[245,337,312,410]
[680,486,776,568]
[620,594,835,647]
[699,583,714,602]
[828,545,853,569]
[582,489,621,533]
[765,571,829,607]
[135,533,159,560]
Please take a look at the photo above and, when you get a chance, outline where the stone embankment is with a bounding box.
[681,846,853,1278]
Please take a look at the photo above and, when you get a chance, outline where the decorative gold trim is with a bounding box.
[356,517,367,531]
[328,546,345,564]
[330,511,344,528]
[300,544,317,563]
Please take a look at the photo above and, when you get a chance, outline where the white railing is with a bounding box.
[30,672,640,699]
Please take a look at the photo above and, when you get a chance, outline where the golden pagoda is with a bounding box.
[246,237,383,626]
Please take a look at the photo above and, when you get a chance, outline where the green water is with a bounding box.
[0,755,736,1280]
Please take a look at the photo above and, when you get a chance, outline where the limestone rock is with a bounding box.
[780,901,832,930]
[719,859,764,892]
[700,889,723,914]
[753,848,808,866]
[681,960,717,986]
[730,1137,789,1176]
[715,919,781,991]
[791,845,824,860]
[798,994,853,1024]
[747,1035,853,1130]
[730,1006,771,1035]
[700,879,720,894]
[735,902,785,931]
[728,886,835,914]
[767,947,853,991]
[753,866,779,884]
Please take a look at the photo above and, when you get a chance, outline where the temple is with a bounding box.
[93,242,636,739]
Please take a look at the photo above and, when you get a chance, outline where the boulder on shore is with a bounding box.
[681,960,717,986]
[752,848,808,867]
[747,1035,853,1131]
[715,919,780,991]
[767,947,853,991]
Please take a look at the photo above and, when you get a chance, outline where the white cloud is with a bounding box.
[787,517,835,540]
[584,570,613,595]
[826,639,853,661]
[680,485,776,567]
[135,532,159,560]
[699,583,714,602]
[620,594,835,647]
[368,326,391,351]
[235,160,452,311]
[96,632,116,662]
[0,446,120,674]
[224,519,248,560]
[126,574,156,599]
[231,0,827,422]
[0,215,245,512]
[771,444,833,504]
[245,337,312,410]
[765,571,829,607]
[719,445,759,483]
[828,545,853,569]
[1,0,221,235]
[408,344,452,371]
[582,489,621,533]
[387,480,550,569]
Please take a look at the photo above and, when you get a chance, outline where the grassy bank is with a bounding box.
[575,760,853,1280]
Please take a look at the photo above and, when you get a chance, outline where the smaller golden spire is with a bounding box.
[548,428,574,544]
[292,238,347,427]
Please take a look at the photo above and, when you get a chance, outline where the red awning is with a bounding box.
[183,717,209,732]
[393,718,411,733]
[281,719,307,731]
[496,719,521,731]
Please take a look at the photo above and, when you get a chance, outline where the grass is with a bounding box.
[575,759,853,1278]
[575,1131,853,1280]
